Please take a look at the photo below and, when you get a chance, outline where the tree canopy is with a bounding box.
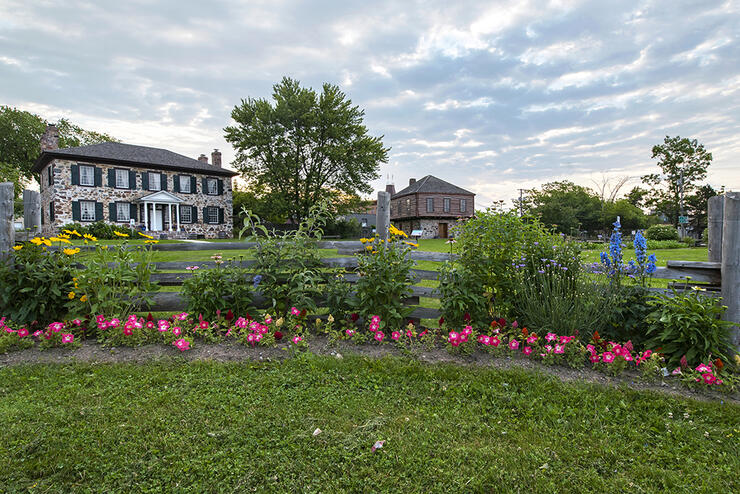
[224,77,388,223]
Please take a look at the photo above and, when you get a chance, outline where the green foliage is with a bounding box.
[645,289,735,368]
[354,234,415,329]
[225,77,388,223]
[324,217,361,238]
[0,242,75,324]
[681,236,697,247]
[69,241,159,318]
[239,201,330,313]
[646,224,679,241]
[181,258,255,320]
[437,262,488,328]
[601,199,648,231]
[523,180,602,233]
[324,274,355,321]
[59,222,137,240]
[602,285,654,346]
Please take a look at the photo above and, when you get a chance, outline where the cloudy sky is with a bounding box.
[1,0,738,207]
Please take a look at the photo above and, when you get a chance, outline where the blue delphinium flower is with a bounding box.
[252,274,263,288]
[646,253,657,275]
[600,251,611,267]
[633,230,647,264]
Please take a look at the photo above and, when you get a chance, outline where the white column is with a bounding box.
[144,202,149,230]
[153,202,158,230]
[176,204,180,232]
[168,204,173,232]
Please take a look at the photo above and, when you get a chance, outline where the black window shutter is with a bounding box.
[129,170,137,190]
[48,166,52,185]
[217,179,224,195]
[218,207,224,224]
[130,203,138,221]
[173,176,180,193]
[161,173,168,191]
[71,164,80,185]
[202,178,207,195]
[109,203,117,222]
[49,202,55,222]
[72,201,81,221]
[94,167,103,187]
[192,206,198,223]
[95,202,104,221]
[108,169,115,187]
[190,176,196,194]
[203,207,209,224]
[41,209,44,225]
[142,172,149,191]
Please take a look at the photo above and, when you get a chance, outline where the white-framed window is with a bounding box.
[179,175,191,193]
[207,206,219,224]
[116,202,130,222]
[148,172,161,191]
[80,165,95,186]
[80,200,96,222]
[115,169,129,188]
[460,198,467,213]
[207,178,218,195]
[426,198,434,212]
[443,198,451,213]
[180,205,192,223]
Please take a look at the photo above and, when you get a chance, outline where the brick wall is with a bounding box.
[391,192,474,221]
[40,159,233,238]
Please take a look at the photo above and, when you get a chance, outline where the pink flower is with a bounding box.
[695,364,712,373]
[18,328,29,338]
[512,321,518,329]
[482,335,491,345]
[146,321,155,329]
[95,315,106,324]
[247,333,255,344]
[72,319,82,326]
[602,352,615,363]
[702,372,716,385]
[176,312,189,321]
[290,307,300,316]
[345,329,355,337]
[173,339,190,351]
[48,322,64,333]
[448,331,459,341]
[589,354,600,363]
[587,344,595,353]
[508,339,519,350]
[490,336,500,347]
[123,327,133,336]
[671,367,682,376]
[374,331,384,342]
[554,344,564,354]
[477,335,486,344]
[623,352,633,362]
[109,318,120,328]
[391,331,400,341]
[33,330,43,338]
[545,345,553,353]
[612,345,623,356]
[371,315,381,325]
[559,336,569,344]
[450,339,460,347]
[523,346,532,356]
[459,333,468,343]
[642,350,653,358]
[491,327,500,334]
[264,316,272,325]
[369,323,379,332]
[61,333,74,344]
[199,321,209,329]
[4,326,16,333]
[545,332,557,342]
[292,335,303,344]
[172,327,182,337]
[526,335,538,344]
[98,321,108,330]
[463,325,472,335]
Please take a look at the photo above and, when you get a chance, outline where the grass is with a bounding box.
[0,356,737,492]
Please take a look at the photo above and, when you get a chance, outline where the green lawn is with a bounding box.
[0,356,736,492]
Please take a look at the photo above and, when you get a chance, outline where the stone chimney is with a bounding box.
[385,183,396,196]
[409,178,416,186]
[211,149,222,167]
[40,124,59,152]
[198,154,209,164]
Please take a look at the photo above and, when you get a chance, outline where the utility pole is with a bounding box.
[679,169,685,239]
[518,189,524,217]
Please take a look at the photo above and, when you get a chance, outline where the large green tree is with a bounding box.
[641,136,712,227]
[523,181,603,234]
[224,77,388,223]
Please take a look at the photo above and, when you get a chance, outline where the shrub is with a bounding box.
[181,257,255,320]
[644,289,735,368]
[354,227,415,329]
[602,285,653,347]
[437,262,489,328]
[681,236,697,247]
[0,239,75,325]
[646,240,685,249]
[646,224,679,241]
[59,221,136,240]
[324,274,355,322]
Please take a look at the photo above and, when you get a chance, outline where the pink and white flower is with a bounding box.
[391,331,400,341]
[545,332,557,342]
[695,364,712,373]
[602,352,615,363]
[292,335,303,344]
[290,307,300,316]
[508,339,519,350]
[61,333,74,344]
[172,327,182,337]
[48,322,64,333]
[173,339,190,351]
[374,331,384,342]
[523,346,533,356]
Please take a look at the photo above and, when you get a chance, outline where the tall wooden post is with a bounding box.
[707,195,724,262]
[721,192,740,347]
[376,191,391,241]
[0,182,15,258]
[23,189,41,237]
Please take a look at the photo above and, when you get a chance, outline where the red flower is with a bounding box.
[592,330,600,341]
[714,358,724,371]
[439,317,445,327]
[225,309,234,321]
[146,312,153,322]
[300,309,307,318]
[522,327,529,336]
[463,312,471,323]
[490,320,499,328]
[274,331,283,341]
[350,313,359,322]
[245,313,252,321]
[498,317,506,327]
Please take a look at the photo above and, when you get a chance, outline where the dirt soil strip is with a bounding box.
[1,337,737,405]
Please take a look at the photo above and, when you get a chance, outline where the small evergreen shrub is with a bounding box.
[646,224,679,241]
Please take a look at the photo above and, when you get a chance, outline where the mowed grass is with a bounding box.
[1,356,738,493]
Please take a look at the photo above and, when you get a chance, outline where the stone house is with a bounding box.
[32,125,238,238]
[390,175,475,238]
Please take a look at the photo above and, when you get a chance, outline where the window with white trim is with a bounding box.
[80,200,96,222]
[115,169,129,188]
[148,172,161,191]
[116,202,130,222]
[426,198,434,212]
[207,178,218,195]
[443,198,451,213]
[80,165,95,186]
[207,206,219,224]
[179,205,192,223]
[179,175,191,193]
[460,198,467,213]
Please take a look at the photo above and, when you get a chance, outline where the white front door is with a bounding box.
[154,208,164,231]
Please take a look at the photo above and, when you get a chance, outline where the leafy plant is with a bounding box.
[646,224,679,241]
[437,261,488,328]
[644,288,735,368]
[324,274,355,321]
[602,285,654,346]
[181,256,255,320]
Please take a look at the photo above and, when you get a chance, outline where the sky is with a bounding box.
[1,0,738,208]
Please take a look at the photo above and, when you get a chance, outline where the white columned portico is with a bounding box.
[136,191,184,233]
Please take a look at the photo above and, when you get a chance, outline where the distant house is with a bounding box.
[32,125,238,238]
[390,175,475,238]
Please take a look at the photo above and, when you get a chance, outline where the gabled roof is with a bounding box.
[32,142,238,177]
[136,190,184,203]
[391,175,474,199]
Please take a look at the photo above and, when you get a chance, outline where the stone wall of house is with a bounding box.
[392,218,466,239]
[40,159,233,238]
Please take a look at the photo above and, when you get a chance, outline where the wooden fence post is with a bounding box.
[721,191,740,347]
[23,189,41,238]
[707,195,724,262]
[376,191,390,241]
[0,182,15,258]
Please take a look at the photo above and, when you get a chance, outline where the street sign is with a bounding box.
[678,216,689,224]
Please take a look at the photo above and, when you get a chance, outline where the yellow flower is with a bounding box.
[275,317,284,327]
[83,234,97,241]
[365,245,373,251]
[63,248,81,256]
[403,241,419,248]
[327,314,334,323]
[113,231,129,237]
[72,230,82,237]
[360,238,367,243]
[389,225,408,238]
[12,245,23,251]
[68,291,75,299]
[144,239,159,244]
[57,233,71,239]
[137,232,154,239]
[51,237,71,244]
[73,277,78,282]
[30,237,43,245]
[42,239,52,247]
[80,295,88,302]
[74,282,78,288]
